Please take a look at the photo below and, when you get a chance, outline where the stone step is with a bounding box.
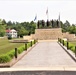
[34,28,63,40]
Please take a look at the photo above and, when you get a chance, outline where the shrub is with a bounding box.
[61,39,63,43]
[32,41,34,45]
[7,50,15,58]
[0,40,36,63]
[60,39,75,53]
[18,46,24,54]
[27,42,31,48]
[64,41,67,47]
[69,42,75,53]
[71,46,75,53]
[0,54,11,63]
[8,35,12,40]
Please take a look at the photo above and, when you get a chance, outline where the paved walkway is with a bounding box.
[12,41,76,68]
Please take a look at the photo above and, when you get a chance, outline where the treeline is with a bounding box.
[61,20,76,34]
[0,19,6,37]
[37,20,60,28]
[37,20,76,34]
[0,19,76,37]
[0,19,36,37]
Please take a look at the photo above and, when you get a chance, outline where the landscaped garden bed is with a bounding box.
[0,38,37,67]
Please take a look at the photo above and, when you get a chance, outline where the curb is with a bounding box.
[58,42,76,62]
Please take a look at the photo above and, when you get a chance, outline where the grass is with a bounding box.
[0,38,37,63]
[0,38,24,54]
[70,42,76,46]
[59,39,76,53]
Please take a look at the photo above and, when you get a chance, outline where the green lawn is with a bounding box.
[0,38,37,63]
[69,42,76,45]
[0,38,24,54]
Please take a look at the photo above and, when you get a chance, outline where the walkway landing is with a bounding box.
[12,41,76,68]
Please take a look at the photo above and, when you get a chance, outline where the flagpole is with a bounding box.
[46,7,49,21]
[47,12,49,21]
[47,10,48,21]
[59,13,60,28]
[34,14,37,29]
[36,14,37,29]
[36,15,37,29]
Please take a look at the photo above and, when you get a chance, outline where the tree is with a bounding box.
[0,25,5,37]
[62,20,71,32]
[0,19,6,37]
[42,20,45,27]
[68,25,76,34]
[2,19,6,25]
[6,21,13,29]
[30,21,36,34]
[37,20,40,29]
[56,20,59,28]
[18,27,29,37]
[46,20,50,27]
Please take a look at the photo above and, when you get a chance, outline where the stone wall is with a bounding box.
[33,28,63,40]
[23,36,32,40]
[62,32,76,41]
[23,28,76,40]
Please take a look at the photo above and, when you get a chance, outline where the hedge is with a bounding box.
[18,46,24,54]
[0,54,11,63]
[7,50,15,58]
[59,38,75,53]
[69,42,75,53]
[0,40,37,63]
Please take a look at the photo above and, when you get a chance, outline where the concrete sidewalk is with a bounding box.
[12,41,76,68]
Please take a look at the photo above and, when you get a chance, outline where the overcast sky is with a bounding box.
[0,0,76,24]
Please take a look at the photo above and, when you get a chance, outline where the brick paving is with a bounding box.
[12,41,76,68]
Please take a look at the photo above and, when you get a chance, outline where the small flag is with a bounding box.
[34,15,37,21]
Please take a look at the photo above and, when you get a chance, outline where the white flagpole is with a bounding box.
[36,14,37,29]
[46,7,49,21]
[59,13,60,28]
[35,14,37,29]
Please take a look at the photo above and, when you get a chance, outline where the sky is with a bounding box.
[0,0,76,24]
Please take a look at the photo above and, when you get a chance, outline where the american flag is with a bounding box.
[34,15,37,21]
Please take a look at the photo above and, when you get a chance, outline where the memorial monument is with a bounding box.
[34,19,62,40]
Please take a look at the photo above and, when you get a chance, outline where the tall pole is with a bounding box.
[59,13,61,28]
[36,14,37,28]
[46,7,49,21]
[34,14,37,28]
